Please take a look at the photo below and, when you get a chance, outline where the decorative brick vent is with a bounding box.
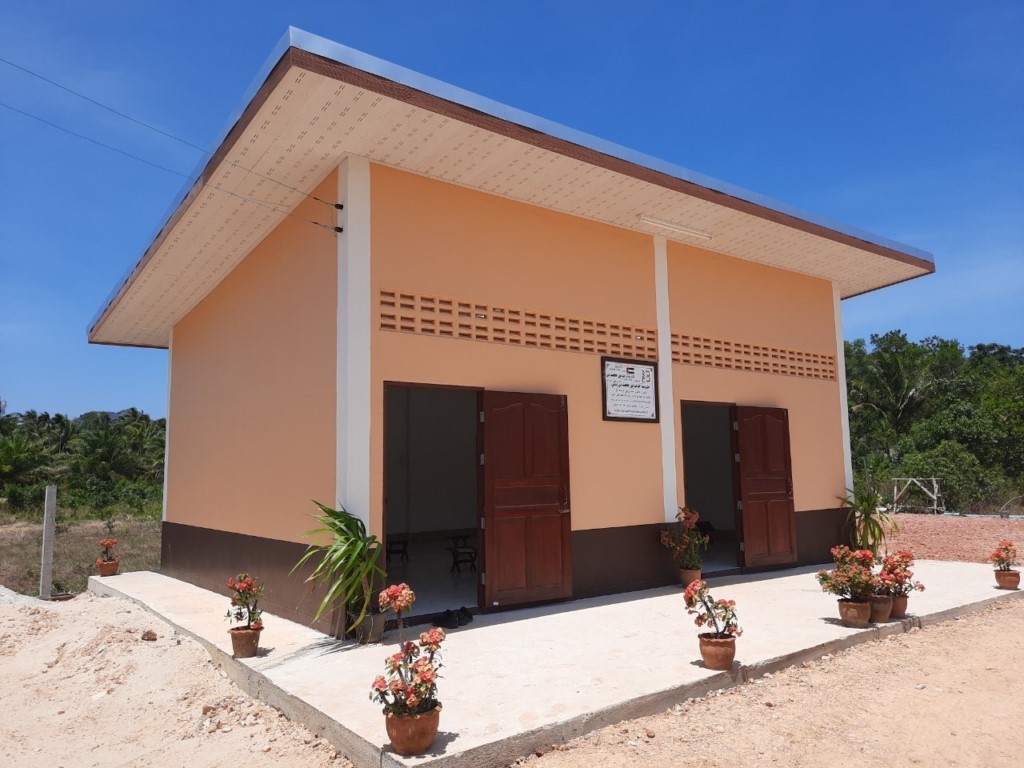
[379,289,658,361]
[671,333,836,380]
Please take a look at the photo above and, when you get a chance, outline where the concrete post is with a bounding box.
[39,484,57,598]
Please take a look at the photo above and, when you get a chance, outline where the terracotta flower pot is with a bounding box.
[679,568,701,588]
[869,594,893,623]
[995,570,1020,590]
[698,633,736,670]
[890,594,909,618]
[385,704,441,756]
[229,627,261,658]
[837,599,871,628]
[353,611,387,644]
[96,559,120,577]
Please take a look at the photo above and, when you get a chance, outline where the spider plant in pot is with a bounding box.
[838,487,897,558]
[293,502,387,642]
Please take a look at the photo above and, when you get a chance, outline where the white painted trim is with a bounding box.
[337,156,373,530]
[161,328,172,523]
[833,285,854,493]
[653,236,679,523]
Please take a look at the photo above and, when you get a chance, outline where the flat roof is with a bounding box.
[89,27,934,348]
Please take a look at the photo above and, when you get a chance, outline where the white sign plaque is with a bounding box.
[602,357,659,422]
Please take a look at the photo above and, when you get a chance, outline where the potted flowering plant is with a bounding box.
[878,549,925,617]
[225,573,264,658]
[683,579,742,670]
[371,584,444,756]
[660,506,710,587]
[816,545,878,628]
[96,538,119,576]
[989,540,1019,590]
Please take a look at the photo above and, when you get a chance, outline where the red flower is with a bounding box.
[684,581,742,638]
[379,583,416,614]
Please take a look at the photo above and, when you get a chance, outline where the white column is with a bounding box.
[337,156,373,529]
[833,285,855,493]
[162,328,172,523]
[654,236,679,522]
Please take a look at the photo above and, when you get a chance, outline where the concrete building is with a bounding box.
[89,29,934,626]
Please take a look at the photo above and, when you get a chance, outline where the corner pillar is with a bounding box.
[337,156,372,529]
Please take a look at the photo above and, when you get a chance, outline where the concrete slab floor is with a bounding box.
[88,561,1023,768]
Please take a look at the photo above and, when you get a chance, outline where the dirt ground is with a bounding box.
[0,589,348,768]
[2,514,1022,767]
[887,513,1024,562]
[0,518,161,595]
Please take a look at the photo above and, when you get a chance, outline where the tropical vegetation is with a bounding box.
[846,332,1024,512]
[0,398,165,519]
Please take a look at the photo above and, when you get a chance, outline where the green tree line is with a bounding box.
[0,399,165,519]
[846,332,1024,512]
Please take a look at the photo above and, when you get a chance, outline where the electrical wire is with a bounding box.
[0,100,342,234]
[0,54,340,211]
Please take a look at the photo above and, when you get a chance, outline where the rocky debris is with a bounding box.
[141,630,158,641]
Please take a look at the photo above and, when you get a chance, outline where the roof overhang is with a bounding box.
[89,27,935,349]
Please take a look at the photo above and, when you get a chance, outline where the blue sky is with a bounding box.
[1,1,1021,418]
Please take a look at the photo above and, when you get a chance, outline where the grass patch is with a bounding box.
[0,517,161,595]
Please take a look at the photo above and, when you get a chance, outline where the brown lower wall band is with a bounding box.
[162,511,844,630]
[161,522,336,633]
[794,507,846,566]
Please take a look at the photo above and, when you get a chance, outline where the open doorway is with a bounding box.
[384,384,481,623]
[681,401,741,572]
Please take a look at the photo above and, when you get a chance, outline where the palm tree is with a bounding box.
[848,331,932,450]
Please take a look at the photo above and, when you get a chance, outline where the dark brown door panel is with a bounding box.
[483,392,572,607]
[735,406,797,568]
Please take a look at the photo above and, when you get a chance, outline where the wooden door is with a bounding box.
[482,391,572,608]
[734,406,797,568]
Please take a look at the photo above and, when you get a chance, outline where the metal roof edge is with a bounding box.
[287,28,934,264]
[88,26,934,340]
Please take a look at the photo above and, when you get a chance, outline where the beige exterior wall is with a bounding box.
[164,162,846,544]
[667,241,846,512]
[166,173,339,542]
[369,165,664,534]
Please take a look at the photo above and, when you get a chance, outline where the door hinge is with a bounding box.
[479,411,485,423]
[733,420,739,431]
[479,453,485,466]
[736,501,743,511]
[734,453,741,463]
[480,517,485,530]
[480,572,485,585]
[739,542,745,552]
